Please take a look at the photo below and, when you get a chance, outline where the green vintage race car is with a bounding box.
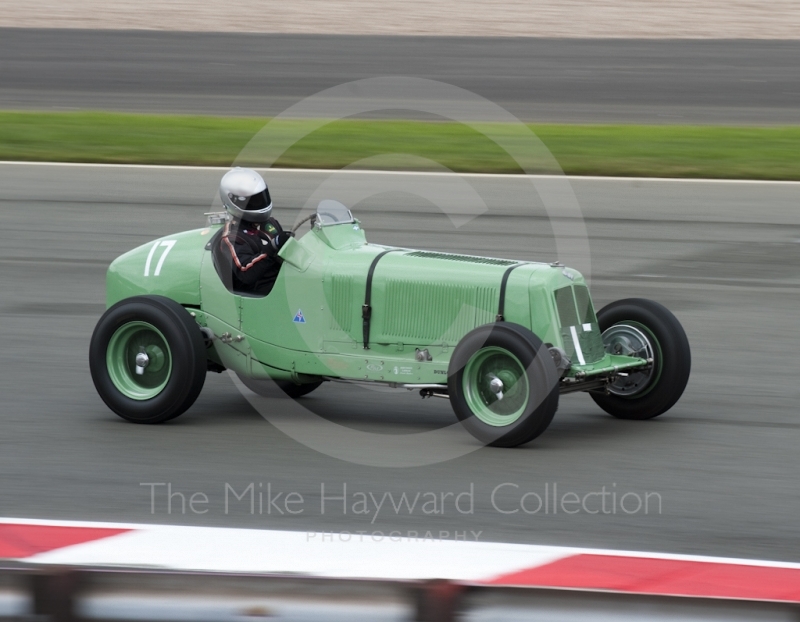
[90,201,690,447]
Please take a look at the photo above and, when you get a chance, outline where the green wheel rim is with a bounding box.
[106,321,172,400]
[463,347,529,427]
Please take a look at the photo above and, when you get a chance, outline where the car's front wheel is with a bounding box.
[448,322,559,447]
[590,298,690,420]
[90,295,207,423]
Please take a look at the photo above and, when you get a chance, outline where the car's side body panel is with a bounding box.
[104,218,646,386]
[106,228,210,308]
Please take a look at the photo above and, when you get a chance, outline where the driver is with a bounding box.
[215,167,293,295]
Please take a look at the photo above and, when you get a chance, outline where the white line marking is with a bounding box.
[0,161,798,185]
[582,323,592,332]
[570,325,586,365]
[28,529,569,580]
[3,517,800,572]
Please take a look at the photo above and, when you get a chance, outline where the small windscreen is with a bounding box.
[229,189,271,211]
[316,200,354,226]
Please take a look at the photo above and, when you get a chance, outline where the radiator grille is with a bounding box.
[555,285,604,364]
[554,286,579,327]
[581,327,606,363]
[574,284,597,325]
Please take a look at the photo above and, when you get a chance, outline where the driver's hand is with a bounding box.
[272,231,294,250]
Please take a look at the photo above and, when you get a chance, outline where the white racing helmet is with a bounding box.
[219,167,273,222]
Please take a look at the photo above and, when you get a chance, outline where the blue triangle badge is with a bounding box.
[293,309,306,323]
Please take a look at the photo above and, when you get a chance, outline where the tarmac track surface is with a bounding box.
[1,163,800,561]
[2,29,800,124]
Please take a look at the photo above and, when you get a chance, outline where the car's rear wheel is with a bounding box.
[448,322,559,447]
[90,296,207,423]
[236,374,323,399]
[590,298,690,420]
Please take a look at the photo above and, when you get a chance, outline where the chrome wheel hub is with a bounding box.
[487,374,505,399]
[602,324,656,397]
[134,351,150,376]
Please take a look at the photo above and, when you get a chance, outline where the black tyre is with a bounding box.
[448,322,560,447]
[90,295,207,423]
[236,374,323,399]
[590,298,690,420]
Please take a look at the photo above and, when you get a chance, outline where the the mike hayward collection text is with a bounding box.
[141,482,662,519]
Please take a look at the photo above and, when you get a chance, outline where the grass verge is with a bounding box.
[1,111,798,179]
